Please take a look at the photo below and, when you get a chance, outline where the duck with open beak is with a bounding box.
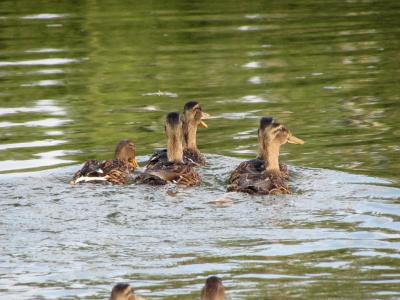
[181,101,209,165]
[145,101,210,170]
[70,140,138,185]
[227,117,304,195]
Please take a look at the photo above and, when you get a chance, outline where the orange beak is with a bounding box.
[198,112,210,129]
[130,159,139,169]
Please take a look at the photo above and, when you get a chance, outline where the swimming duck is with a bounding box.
[145,101,209,169]
[70,140,138,185]
[135,112,201,186]
[201,276,225,300]
[110,283,145,300]
[227,117,304,195]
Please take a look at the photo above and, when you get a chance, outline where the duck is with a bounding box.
[70,140,138,185]
[135,112,201,187]
[145,101,209,169]
[110,283,145,300]
[227,117,304,195]
[201,276,225,300]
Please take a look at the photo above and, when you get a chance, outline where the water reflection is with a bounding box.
[0,98,70,171]
[21,79,63,87]
[0,100,65,116]
[1,0,400,298]
[20,13,68,20]
[0,157,399,298]
[0,150,74,172]
[0,139,67,151]
[0,118,70,128]
[0,58,78,67]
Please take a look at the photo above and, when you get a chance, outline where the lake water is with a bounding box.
[0,0,400,299]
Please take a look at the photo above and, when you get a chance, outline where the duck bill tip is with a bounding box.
[287,135,304,145]
[130,159,139,169]
[198,120,208,128]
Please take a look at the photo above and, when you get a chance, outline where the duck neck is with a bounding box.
[115,152,131,167]
[259,142,281,175]
[183,120,198,150]
[167,132,183,163]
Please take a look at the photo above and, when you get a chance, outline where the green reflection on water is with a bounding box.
[1,0,400,182]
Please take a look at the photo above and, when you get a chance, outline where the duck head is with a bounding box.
[114,140,138,170]
[182,101,209,150]
[258,117,304,173]
[110,283,135,300]
[201,276,225,300]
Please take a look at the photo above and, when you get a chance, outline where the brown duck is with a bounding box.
[227,117,304,195]
[201,276,225,300]
[70,140,138,185]
[110,283,145,300]
[146,101,209,169]
[135,112,201,187]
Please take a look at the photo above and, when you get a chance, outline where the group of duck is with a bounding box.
[110,276,224,300]
[70,101,304,195]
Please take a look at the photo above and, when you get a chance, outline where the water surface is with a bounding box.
[1,0,400,299]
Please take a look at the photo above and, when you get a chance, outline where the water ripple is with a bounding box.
[0,58,78,67]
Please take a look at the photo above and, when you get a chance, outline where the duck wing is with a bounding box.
[183,148,205,166]
[70,159,131,185]
[145,149,168,170]
[136,162,201,187]
[70,160,103,183]
[227,159,289,195]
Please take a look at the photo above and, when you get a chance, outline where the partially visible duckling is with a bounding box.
[70,140,138,185]
[201,276,225,300]
[135,112,201,186]
[110,283,145,300]
[182,101,209,165]
[227,117,304,195]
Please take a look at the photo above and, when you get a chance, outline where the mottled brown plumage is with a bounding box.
[70,140,138,185]
[227,117,304,195]
[136,112,201,187]
[145,101,208,169]
[137,161,201,186]
[201,276,225,300]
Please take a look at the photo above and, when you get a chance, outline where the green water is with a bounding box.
[1,0,400,181]
[1,1,400,299]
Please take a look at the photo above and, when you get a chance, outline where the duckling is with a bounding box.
[110,283,145,300]
[146,101,209,169]
[201,276,225,300]
[182,101,209,165]
[227,117,304,195]
[70,140,138,185]
[135,112,201,187]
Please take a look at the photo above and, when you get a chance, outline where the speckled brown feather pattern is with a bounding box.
[135,161,201,187]
[227,159,290,195]
[71,159,132,185]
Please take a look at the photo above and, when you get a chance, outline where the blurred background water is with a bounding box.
[0,0,400,299]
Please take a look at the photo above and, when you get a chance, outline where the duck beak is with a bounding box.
[130,159,139,169]
[287,134,304,145]
[198,112,210,129]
